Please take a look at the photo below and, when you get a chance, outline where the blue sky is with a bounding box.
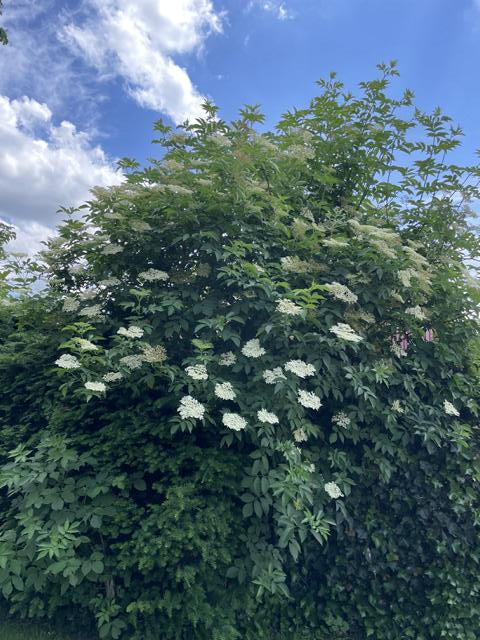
[1,0,480,251]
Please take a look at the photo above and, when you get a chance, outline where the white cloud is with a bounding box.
[247,1,295,20]
[63,0,224,123]
[0,95,122,251]
[6,220,55,256]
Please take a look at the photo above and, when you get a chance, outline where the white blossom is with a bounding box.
[178,395,205,420]
[138,268,169,282]
[398,268,416,288]
[241,339,266,358]
[103,372,123,382]
[329,323,363,343]
[444,400,460,417]
[322,238,348,248]
[76,339,98,351]
[222,412,247,431]
[332,412,351,428]
[405,305,427,320]
[78,304,102,319]
[284,360,316,378]
[257,409,279,424]
[185,363,208,380]
[101,244,124,255]
[131,221,152,232]
[119,355,144,370]
[62,297,80,312]
[214,382,236,400]
[325,282,358,304]
[219,351,236,366]
[141,344,167,363]
[324,481,343,499]
[263,367,287,384]
[293,427,307,442]
[117,325,144,339]
[85,381,107,393]
[98,277,121,287]
[79,289,97,301]
[297,390,322,410]
[276,298,303,316]
[55,353,81,370]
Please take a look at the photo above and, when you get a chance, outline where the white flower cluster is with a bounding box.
[208,132,232,147]
[131,221,152,232]
[76,338,98,351]
[325,282,358,304]
[324,481,343,499]
[63,297,80,312]
[322,237,348,248]
[164,184,193,196]
[85,381,107,393]
[219,351,236,366]
[332,412,351,428]
[185,363,208,380]
[405,305,427,320]
[276,298,303,316]
[117,325,144,339]
[178,395,205,420]
[79,289,97,301]
[444,400,459,417]
[101,244,124,255]
[280,255,310,273]
[141,344,167,363]
[214,382,236,400]
[297,390,322,410]
[330,323,363,343]
[78,305,102,319]
[284,360,316,378]
[138,268,169,282]
[293,427,307,442]
[103,371,123,382]
[263,367,287,384]
[257,409,279,424]
[55,354,81,370]
[98,277,121,287]
[241,339,266,358]
[119,354,144,370]
[223,412,247,431]
[398,268,417,288]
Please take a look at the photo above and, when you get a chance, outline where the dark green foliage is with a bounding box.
[1,64,480,638]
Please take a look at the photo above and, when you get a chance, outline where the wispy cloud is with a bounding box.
[247,1,295,21]
[63,0,224,123]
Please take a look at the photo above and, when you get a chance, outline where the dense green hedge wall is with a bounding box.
[1,64,480,639]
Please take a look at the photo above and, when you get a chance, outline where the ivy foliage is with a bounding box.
[1,63,480,639]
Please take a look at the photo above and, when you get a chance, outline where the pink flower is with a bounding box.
[423,328,434,342]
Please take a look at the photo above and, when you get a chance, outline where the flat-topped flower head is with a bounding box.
[325,282,358,304]
[332,412,351,428]
[263,367,287,384]
[324,481,343,499]
[141,344,167,364]
[63,297,80,312]
[85,381,107,393]
[297,390,322,410]
[185,363,208,380]
[98,277,121,287]
[78,304,102,319]
[75,338,98,351]
[223,413,247,431]
[138,268,169,282]
[117,325,144,339]
[101,244,124,255]
[257,409,279,424]
[178,395,205,420]
[214,382,236,400]
[119,354,144,370]
[405,305,427,320]
[219,351,236,366]
[55,353,81,369]
[444,400,459,417]
[103,372,123,382]
[329,323,363,343]
[241,338,266,358]
[276,298,303,316]
[284,360,316,378]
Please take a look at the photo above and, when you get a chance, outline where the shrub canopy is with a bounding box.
[1,63,480,639]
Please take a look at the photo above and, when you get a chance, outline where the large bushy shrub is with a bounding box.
[1,63,480,639]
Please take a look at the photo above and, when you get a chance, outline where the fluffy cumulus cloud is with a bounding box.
[63,0,224,123]
[0,95,121,251]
